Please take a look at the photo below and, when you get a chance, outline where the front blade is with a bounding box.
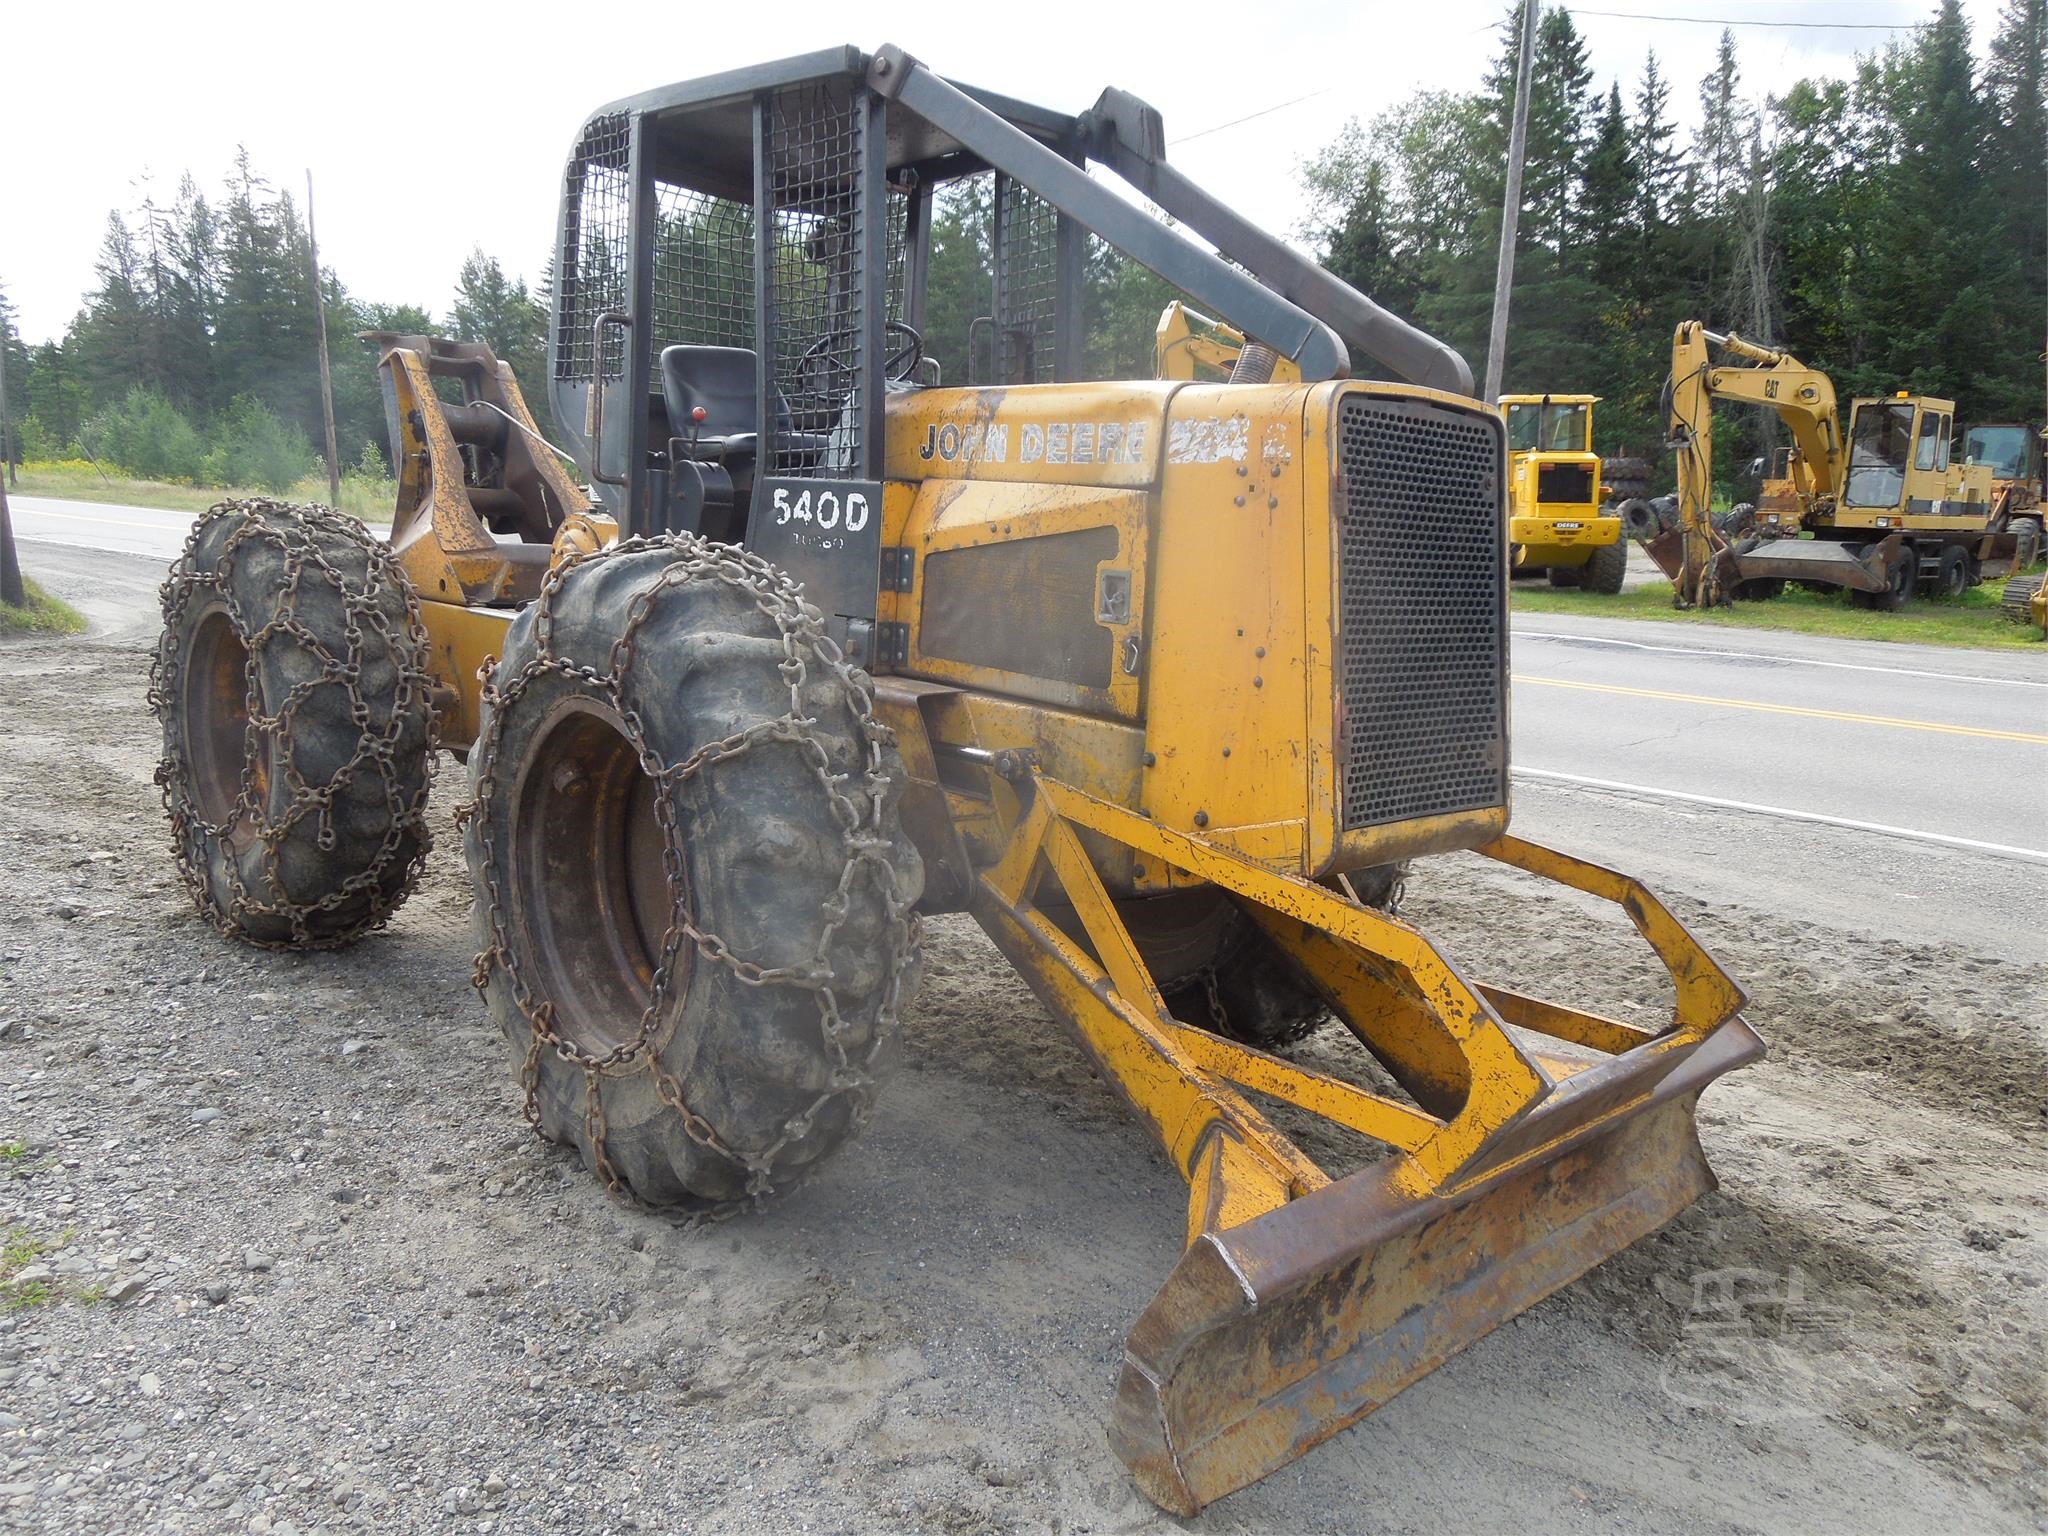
[1111,1017,1761,1516]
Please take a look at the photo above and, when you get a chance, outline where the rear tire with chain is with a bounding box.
[150,500,435,948]
[464,537,922,1210]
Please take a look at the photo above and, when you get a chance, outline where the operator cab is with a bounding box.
[543,45,1470,659]
[1843,394,1951,511]
[1962,422,2043,485]
[1502,396,1593,455]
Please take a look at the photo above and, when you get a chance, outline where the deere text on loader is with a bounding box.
[150,47,1759,1514]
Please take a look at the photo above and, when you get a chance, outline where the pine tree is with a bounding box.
[448,248,558,442]
[1580,85,1638,289]
[1980,0,2046,418]
[1526,7,1596,255]
[0,281,23,467]
[1693,31,1748,219]
[68,212,151,409]
[1631,51,1680,226]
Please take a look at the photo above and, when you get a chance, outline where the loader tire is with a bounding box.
[1580,537,1629,594]
[1602,456,1651,504]
[1546,564,1582,589]
[1125,867,1405,1050]
[1714,502,1758,539]
[1617,498,1659,541]
[1118,891,1319,1047]
[464,536,922,1210]
[149,499,435,949]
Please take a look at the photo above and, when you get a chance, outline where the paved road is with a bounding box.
[8,495,206,561]
[1511,612,2046,857]
[14,500,2046,955]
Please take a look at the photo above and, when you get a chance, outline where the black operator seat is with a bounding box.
[659,345,827,464]
[660,345,761,461]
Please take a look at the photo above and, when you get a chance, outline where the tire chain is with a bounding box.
[148,499,436,949]
[459,533,921,1218]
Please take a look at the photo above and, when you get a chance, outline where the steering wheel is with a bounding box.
[795,320,924,394]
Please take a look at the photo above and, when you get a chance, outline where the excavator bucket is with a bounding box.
[971,770,1760,1514]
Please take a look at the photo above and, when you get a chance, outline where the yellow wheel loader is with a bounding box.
[1638,322,2008,609]
[148,47,1759,1514]
[1498,392,1634,593]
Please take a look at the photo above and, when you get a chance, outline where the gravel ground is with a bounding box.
[0,552,2041,1535]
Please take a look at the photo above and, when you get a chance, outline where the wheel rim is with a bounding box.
[182,607,261,845]
[509,699,687,1058]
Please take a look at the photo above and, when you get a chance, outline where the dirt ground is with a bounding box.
[0,553,2041,1535]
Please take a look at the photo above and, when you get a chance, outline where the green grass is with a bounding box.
[0,576,88,637]
[0,1226,99,1311]
[10,460,395,522]
[1,1226,50,1310]
[1,1227,42,1269]
[1514,573,2043,650]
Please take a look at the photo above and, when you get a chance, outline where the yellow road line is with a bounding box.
[1513,674,2048,744]
[17,508,197,532]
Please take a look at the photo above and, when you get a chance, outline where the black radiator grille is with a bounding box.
[1335,394,1507,831]
[1536,461,1595,505]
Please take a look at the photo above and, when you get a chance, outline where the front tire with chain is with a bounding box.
[150,499,435,948]
[464,536,922,1210]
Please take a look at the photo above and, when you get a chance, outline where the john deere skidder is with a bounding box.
[152,46,1759,1514]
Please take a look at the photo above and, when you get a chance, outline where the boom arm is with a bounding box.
[1666,321,1842,605]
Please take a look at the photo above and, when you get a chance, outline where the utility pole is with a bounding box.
[0,478,19,609]
[0,310,20,606]
[0,308,15,488]
[306,170,341,508]
[1483,0,1539,404]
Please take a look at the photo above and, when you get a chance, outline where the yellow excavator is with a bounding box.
[1637,322,2009,609]
[149,47,1759,1513]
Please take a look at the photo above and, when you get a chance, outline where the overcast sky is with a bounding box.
[0,0,2009,345]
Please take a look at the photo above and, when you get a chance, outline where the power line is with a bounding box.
[1566,6,1925,28]
[1169,88,1331,147]
[1164,6,1920,151]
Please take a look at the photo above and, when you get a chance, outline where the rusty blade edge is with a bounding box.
[1110,1017,1761,1515]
